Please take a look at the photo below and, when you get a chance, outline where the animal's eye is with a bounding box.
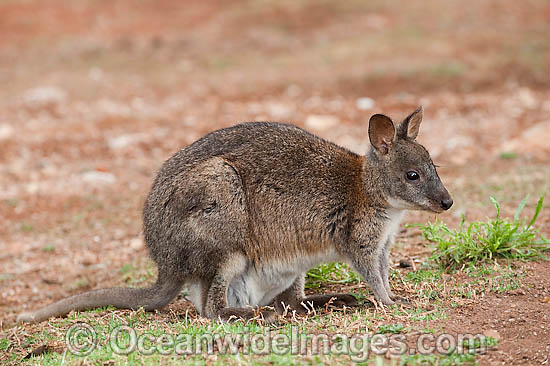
[406,171,420,181]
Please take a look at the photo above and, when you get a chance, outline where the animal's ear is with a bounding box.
[368,114,395,155]
[397,106,423,140]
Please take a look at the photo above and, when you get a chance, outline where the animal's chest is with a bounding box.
[226,249,343,308]
[380,209,405,246]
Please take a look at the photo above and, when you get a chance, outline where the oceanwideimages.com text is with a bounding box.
[66,322,492,361]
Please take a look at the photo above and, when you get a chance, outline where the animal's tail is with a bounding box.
[17,276,183,324]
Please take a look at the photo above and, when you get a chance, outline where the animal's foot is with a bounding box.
[215,307,278,324]
[390,295,409,304]
[378,298,395,306]
[300,293,358,312]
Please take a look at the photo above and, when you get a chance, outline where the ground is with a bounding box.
[0,0,549,365]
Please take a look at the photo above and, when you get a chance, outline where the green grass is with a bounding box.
[462,336,498,351]
[401,352,476,366]
[405,268,442,284]
[12,195,541,365]
[400,262,525,312]
[20,222,34,232]
[414,195,550,270]
[400,336,498,366]
[376,323,405,334]
[16,311,272,365]
[42,244,55,252]
[119,261,156,285]
[70,277,90,290]
[465,266,523,293]
[0,338,10,351]
[3,198,18,207]
[401,335,498,365]
[305,262,360,289]
[0,273,12,282]
[499,151,518,160]
[12,309,382,365]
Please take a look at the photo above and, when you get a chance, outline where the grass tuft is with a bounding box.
[376,323,405,334]
[402,336,497,366]
[401,352,476,366]
[414,195,550,270]
[305,262,360,289]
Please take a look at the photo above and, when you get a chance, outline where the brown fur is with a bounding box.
[17,107,452,324]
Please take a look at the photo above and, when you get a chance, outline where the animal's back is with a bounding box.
[143,122,364,275]
[157,122,358,182]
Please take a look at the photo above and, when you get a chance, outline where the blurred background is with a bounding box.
[1,0,549,318]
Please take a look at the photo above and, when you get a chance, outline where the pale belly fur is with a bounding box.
[184,248,344,313]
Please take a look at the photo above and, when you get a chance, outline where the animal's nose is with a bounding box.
[441,198,453,210]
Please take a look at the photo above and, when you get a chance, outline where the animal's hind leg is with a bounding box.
[203,254,277,323]
[273,274,306,314]
[273,274,357,315]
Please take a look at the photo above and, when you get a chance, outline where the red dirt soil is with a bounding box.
[1,0,549,364]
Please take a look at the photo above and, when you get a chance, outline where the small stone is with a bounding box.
[0,124,14,140]
[130,237,144,250]
[286,84,302,97]
[304,115,339,130]
[500,121,550,159]
[266,102,292,119]
[399,258,412,268]
[81,171,116,186]
[107,133,144,150]
[97,99,131,118]
[356,97,375,110]
[328,99,344,111]
[517,87,537,108]
[42,278,60,285]
[184,115,196,126]
[483,329,501,340]
[80,252,96,266]
[89,67,103,81]
[23,86,66,108]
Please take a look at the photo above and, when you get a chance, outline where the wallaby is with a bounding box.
[17,107,452,324]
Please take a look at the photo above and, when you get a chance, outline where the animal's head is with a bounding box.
[367,107,452,213]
